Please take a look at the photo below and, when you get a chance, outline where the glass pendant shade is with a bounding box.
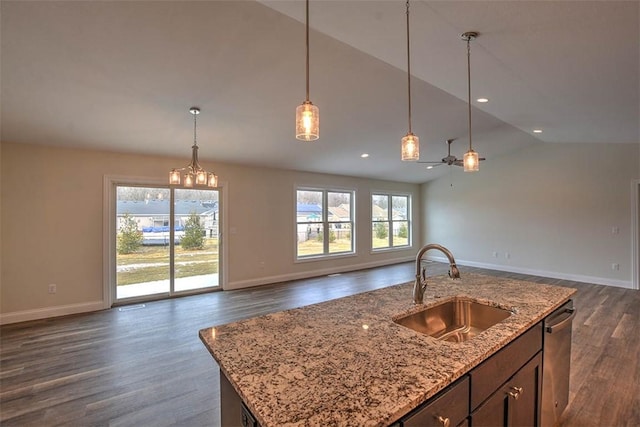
[463,149,479,172]
[296,101,319,141]
[169,169,181,185]
[401,133,419,161]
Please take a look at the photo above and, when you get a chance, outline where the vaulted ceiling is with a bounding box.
[2,1,638,183]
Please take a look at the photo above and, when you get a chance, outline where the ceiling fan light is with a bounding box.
[295,101,319,141]
[463,149,479,172]
[401,133,419,161]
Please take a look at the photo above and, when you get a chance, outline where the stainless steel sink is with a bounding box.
[394,298,511,342]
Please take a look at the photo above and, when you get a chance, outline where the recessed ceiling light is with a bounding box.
[476,98,489,103]
[533,129,543,134]
[361,153,369,158]
[426,166,434,170]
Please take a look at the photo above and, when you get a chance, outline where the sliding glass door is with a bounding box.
[115,185,220,302]
[173,189,219,292]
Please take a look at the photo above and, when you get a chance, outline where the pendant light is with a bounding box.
[401,0,419,161]
[461,32,480,172]
[295,0,319,141]
[169,107,218,188]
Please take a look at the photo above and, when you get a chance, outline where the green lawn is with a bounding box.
[119,235,410,286]
[297,238,352,256]
[117,238,219,286]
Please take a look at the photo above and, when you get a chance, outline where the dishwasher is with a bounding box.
[541,299,576,427]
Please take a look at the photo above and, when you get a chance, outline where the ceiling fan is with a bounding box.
[418,138,486,168]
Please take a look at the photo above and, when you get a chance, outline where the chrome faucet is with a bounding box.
[413,244,461,304]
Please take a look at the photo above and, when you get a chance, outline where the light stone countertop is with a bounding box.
[199,273,576,427]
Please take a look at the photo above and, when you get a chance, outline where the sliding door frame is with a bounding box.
[103,175,227,308]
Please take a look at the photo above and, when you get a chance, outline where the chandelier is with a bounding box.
[169,107,218,187]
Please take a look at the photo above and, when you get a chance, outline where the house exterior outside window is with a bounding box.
[296,188,355,259]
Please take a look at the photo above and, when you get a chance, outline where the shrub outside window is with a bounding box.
[372,193,410,250]
[296,188,354,259]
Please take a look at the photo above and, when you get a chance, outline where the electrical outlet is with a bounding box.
[611,226,619,235]
[48,284,57,294]
[505,252,511,259]
[259,261,265,268]
[492,251,499,258]
[611,263,620,271]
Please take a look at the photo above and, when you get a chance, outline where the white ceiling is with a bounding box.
[2,1,638,184]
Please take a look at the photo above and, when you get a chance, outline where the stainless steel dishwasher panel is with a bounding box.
[542,299,576,427]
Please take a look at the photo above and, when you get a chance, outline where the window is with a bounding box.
[296,188,354,259]
[372,193,411,250]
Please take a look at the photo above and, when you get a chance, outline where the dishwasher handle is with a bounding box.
[545,308,576,334]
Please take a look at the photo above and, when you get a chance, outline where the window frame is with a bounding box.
[295,186,356,261]
[371,192,412,251]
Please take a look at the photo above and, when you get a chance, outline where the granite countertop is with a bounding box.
[199,273,576,427]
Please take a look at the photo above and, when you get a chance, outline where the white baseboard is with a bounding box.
[225,256,414,291]
[426,256,634,289]
[0,300,106,325]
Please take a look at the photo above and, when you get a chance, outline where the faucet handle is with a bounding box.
[448,264,461,279]
[420,266,427,283]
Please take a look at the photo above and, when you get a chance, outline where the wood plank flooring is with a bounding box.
[1,262,638,426]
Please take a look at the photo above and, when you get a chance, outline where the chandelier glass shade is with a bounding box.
[401,0,419,161]
[169,107,218,188]
[295,0,319,141]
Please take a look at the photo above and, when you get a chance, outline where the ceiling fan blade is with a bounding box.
[479,157,486,161]
[417,161,445,164]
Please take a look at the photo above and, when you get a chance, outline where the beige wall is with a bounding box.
[421,142,640,288]
[0,142,421,322]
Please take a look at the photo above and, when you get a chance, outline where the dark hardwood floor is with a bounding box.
[1,262,638,426]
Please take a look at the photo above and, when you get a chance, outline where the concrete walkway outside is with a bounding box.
[117,273,219,299]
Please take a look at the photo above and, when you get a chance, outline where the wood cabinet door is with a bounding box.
[507,352,542,427]
[472,352,543,427]
[470,386,508,427]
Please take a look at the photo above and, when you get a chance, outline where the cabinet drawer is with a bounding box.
[402,376,469,427]
[470,322,542,410]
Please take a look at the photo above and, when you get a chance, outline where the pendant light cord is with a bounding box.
[406,0,412,134]
[305,0,310,102]
[466,37,472,151]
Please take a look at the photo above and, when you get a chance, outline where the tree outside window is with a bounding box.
[372,193,411,250]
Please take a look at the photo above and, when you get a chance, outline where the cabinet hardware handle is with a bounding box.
[508,386,523,400]
[436,415,451,427]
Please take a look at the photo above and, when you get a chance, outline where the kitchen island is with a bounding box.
[199,273,576,427]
